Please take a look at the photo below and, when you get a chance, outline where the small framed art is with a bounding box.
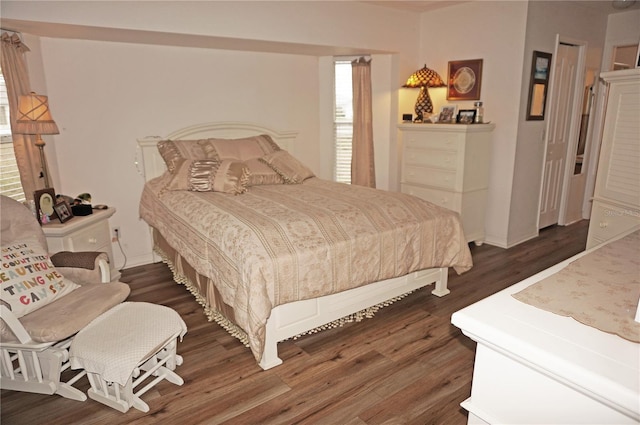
[526,50,553,120]
[447,59,483,100]
[438,104,458,123]
[34,188,57,224]
[456,109,477,124]
[53,200,74,223]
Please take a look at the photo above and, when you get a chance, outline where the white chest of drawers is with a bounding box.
[399,123,495,245]
[42,207,120,280]
[587,69,640,249]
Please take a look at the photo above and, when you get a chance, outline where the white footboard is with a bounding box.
[258,267,448,369]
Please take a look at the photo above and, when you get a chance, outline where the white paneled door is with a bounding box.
[539,43,580,229]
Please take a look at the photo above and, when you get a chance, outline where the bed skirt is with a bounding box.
[152,228,421,349]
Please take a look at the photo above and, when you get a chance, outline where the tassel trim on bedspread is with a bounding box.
[153,245,415,346]
[153,246,251,348]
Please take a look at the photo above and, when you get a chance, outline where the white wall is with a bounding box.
[419,1,626,248]
[508,1,609,246]
[39,39,321,266]
[3,0,422,267]
[419,1,529,247]
[4,1,638,265]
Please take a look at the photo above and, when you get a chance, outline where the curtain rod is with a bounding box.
[0,28,22,35]
[0,28,24,43]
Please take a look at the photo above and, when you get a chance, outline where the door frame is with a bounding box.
[538,35,588,228]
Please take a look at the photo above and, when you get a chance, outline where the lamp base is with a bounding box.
[35,134,51,188]
[414,86,434,121]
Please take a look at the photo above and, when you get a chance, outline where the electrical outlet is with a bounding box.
[112,227,120,242]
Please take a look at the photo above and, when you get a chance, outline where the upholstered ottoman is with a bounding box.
[69,302,187,413]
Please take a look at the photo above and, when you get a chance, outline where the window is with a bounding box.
[0,69,26,202]
[334,60,353,184]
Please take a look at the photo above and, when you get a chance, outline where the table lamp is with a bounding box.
[403,64,446,122]
[14,92,59,188]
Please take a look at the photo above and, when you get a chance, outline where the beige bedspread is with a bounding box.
[140,176,472,361]
[513,230,640,343]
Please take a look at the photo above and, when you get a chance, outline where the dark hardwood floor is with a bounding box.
[1,220,589,425]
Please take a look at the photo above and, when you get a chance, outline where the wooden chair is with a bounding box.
[0,195,130,401]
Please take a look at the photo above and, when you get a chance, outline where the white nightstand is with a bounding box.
[42,207,120,281]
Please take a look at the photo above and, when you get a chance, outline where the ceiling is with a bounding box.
[360,0,640,14]
[360,0,468,12]
[2,0,637,57]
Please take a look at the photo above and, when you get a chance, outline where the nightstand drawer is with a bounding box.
[404,147,459,170]
[68,221,111,251]
[403,165,458,190]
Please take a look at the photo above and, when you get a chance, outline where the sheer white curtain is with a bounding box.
[351,57,375,188]
[1,32,43,198]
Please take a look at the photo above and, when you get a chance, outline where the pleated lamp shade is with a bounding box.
[15,92,59,136]
[403,65,446,119]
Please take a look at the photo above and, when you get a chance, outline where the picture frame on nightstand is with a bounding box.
[53,200,74,223]
[34,188,57,224]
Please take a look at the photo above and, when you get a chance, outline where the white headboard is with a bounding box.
[137,121,298,181]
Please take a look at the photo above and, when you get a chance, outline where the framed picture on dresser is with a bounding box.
[456,109,476,124]
[438,104,458,123]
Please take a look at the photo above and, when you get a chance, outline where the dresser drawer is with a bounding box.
[404,146,459,171]
[401,184,459,211]
[587,201,640,248]
[68,221,111,252]
[403,131,463,152]
[403,165,458,190]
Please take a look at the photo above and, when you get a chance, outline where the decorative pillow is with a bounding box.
[1,237,79,318]
[205,134,281,161]
[244,159,285,186]
[205,135,283,186]
[157,135,284,186]
[157,139,220,173]
[259,150,315,184]
[164,159,250,194]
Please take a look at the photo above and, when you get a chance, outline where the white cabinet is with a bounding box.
[399,123,495,245]
[587,69,640,249]
[42,207,120,280]
[452,244,640,425]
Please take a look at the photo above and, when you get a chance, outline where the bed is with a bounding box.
[452,226,640,424]
[138,122,473,370]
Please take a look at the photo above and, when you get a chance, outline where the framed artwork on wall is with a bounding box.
[526,50,553,120]
[447,59,483,100]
